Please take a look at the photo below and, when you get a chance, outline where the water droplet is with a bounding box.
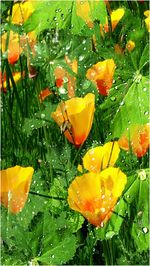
[110,96,116,101]
[144,111,148,116]
[66,43,71,50]
[53,17,57,21]
[79,55,84,61]
[142,227,148,234]
[41,113,45,119]
[137,211,143,217]
[100,222,104,228]
[143,87,147,92]
[138,170,146,180]
[120,101,124,106]
[59,87,67,94]
[105,231,115,239]
[100,207,105,213]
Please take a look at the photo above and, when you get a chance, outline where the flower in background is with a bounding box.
[100,8,125,35]
[68,167,127,227]
[86,59,116,96]
[110,8,125,31]
[76,0,99,28]
[1,1,36,65]
[0,71,24,93]
[54,56,78,98]
[38,88,53,102]
[0,165,34,214]
[79,141,120,173]
[51,93,95,147]
[144,10,150,32]
[114,44,125,55]
[1,31,23,65]
[126,40,135,52]
[118,124,150,158]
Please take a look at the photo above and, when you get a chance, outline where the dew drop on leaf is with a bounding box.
[143,87,147,92]
[144,111,148,116]
[142,227,149,234]
[110,96,116,101]
[105,231,115,239]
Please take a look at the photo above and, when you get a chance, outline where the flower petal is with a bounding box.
[0,165,34,214]
[83,141,120,173]
[51,93,95,147]
[68,167,127,226]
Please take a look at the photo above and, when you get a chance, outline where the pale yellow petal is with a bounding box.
[83,141,120,173]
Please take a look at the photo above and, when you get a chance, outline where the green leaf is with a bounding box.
[131,169,149,251]
[36,235,77,265]
[139,44,149,70]
[23,103,56,136]
[109,75,148,138]
[24,1,73,34]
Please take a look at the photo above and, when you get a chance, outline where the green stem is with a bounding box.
[35,75,53,182]
[102,240,114,265]
[29,191,65,201]
[72,143,83,166]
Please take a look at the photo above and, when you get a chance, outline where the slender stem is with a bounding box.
[29,191,65,201]
[72,143,83,166]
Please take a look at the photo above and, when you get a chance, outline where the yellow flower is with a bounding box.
[126,40,135,52]
[81,141,120,173]
[86,59,116,96]
[68,167,127,227]
[110,8,125,31]
[9,1,34,25]
[101,8,125,34]
[2,2,36,64]
[0,71,24,92]
[51,93,95,147]
[144,10,150,32]
[76,0,99,28]
[0,166,34,214]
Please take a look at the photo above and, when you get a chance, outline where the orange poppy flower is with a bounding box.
[0,165,34,214]
[1,31,23,65]
[1,2,36,65]
[118,124,150,158]
[0,71,24,93]
[68,167,127,227]
[144,10,150,32]
[54,56,78,98]
[79,141,120,173]
[86,59,116,96]
[51,93,95,147]
[38,88,53,102]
